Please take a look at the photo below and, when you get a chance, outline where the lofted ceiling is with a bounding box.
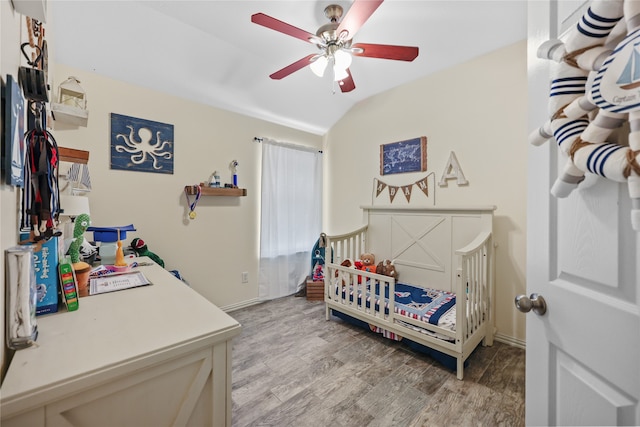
[50,1,527,135]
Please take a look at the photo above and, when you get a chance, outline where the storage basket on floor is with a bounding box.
[306,280,324,301]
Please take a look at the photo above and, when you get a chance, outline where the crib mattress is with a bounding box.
[334,280,457,341]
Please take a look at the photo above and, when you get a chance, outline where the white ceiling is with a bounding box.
[50,0,527,135]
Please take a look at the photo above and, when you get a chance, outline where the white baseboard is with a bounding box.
[220,298,261,313]
[494,332,526,349]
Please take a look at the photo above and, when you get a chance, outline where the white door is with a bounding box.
[526,1,640,426]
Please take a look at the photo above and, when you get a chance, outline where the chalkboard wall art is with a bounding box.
[110,113,174,174]
[380,136,427,175]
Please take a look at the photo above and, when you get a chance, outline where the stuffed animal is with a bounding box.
[376,259,397,280]
[359,253,376,273]
[335,258,356,286]
[130,237,165,268]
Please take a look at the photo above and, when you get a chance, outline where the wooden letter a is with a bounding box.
[438,151,469,187]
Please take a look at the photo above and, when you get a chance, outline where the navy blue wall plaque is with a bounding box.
[380,136,427,175]
[110,113,174,174]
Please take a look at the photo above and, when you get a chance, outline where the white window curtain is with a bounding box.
[259,139,322,300]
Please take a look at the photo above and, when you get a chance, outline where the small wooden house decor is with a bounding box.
[51,76,89,126]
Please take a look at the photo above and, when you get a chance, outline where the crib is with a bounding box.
[324,205,496,380]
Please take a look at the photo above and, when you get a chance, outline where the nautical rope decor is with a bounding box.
[530,0,640,232]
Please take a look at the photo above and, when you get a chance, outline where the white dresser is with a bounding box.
[1,258,241,427]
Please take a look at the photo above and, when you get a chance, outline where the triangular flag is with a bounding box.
[376,180,387,197]
[388,186,399,203]
[415,177,429,197]
[402,185,413,202]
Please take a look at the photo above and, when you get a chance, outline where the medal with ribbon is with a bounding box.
[185,185,202,220]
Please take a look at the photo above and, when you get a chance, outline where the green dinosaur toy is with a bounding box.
[130,237,165,268]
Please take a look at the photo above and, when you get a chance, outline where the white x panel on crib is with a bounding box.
[390,214,446,272]
[366,209,486,292]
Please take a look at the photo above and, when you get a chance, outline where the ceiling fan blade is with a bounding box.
[338,69,356,93]
[251,13,324,45]
[269,54,318,80]
[351,43,419,61]
[336,0,384,40]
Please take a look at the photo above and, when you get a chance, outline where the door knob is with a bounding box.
[515,293,547,316]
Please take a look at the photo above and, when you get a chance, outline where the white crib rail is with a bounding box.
[327,264,395,321]
[324,225,367,265]
[455,231,494,345]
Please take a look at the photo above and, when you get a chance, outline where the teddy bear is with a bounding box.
[376,259,397,280]
[359,253,376,273]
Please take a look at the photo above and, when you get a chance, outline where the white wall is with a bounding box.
[324,40,528,343]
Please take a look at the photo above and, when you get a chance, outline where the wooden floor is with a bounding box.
[230,296,525,427]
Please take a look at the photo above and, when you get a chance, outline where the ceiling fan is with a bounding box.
[251,0,419,93]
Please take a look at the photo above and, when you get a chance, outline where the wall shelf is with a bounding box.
[59,146,90,164]
[184,184,247,197]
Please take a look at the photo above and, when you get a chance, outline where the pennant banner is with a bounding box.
[375,175,430,203]
[388,186,399,203]
[401,185,413,202]
[416,177,428,197]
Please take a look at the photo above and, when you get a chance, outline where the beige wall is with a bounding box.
[50,63,323,311]
[324,40,528,344]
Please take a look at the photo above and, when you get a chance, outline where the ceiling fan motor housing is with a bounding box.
[317,5,352,49]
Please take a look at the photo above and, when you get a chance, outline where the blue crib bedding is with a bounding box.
[335,280,457,338]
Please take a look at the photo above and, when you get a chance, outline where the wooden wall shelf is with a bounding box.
[59,147,90,164]
[184,184,247,197]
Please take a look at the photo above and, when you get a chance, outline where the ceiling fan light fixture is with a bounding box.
[334,49,352,70]
[333,65,349,82]
[310,55,328,77]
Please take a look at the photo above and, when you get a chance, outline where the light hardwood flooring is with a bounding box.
[230,296,525,427]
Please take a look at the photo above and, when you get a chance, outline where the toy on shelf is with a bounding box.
[230,160,239,187]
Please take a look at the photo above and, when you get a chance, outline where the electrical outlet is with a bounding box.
[241,271,249,283]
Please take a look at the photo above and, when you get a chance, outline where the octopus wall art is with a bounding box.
[531,0,640,232]
[110,113,174,174]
